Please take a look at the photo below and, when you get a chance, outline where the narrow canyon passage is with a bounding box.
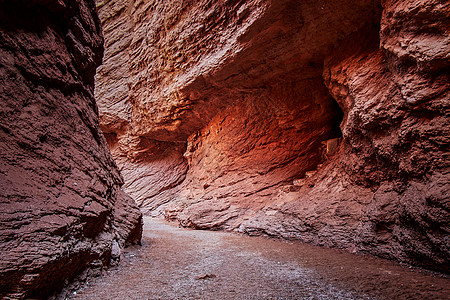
[95,0,450,275]
[72,217,450,300]
[0,0,448,297]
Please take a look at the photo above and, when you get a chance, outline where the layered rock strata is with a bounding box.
[0,0,142,298]
[97,0,449,273]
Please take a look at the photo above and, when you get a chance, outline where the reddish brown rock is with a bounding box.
[238,0,450,273]
[0,0,142,298]
[96,0,377,210]
[96,0,449,273]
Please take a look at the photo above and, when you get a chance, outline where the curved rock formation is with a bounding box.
[96,0,449,273]
[0,0,142,298]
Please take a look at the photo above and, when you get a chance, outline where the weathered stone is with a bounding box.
[96,0,375,214]
[96,0,449,273]
[0,0,142,298]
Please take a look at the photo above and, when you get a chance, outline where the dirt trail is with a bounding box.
[71,217,449,299]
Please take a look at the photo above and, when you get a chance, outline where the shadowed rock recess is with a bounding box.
[0,0,142,298]
[97,0,449,274]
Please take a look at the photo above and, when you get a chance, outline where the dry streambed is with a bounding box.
[72,217,450,299]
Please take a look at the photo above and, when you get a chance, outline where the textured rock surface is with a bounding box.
[0,0,142,298]
[97,0,449,273]
[96,0,376,214]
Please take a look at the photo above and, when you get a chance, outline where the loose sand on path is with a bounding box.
[72,217,449,299]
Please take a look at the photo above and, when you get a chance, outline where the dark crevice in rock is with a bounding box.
[328,97,344,141]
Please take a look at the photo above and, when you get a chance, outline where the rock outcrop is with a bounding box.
[96,0,449,273]
[0,0,142,298]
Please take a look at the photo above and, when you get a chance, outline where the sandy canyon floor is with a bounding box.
[71,217,450,299]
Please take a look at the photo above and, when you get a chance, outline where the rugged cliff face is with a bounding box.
[0,0,142,298]
[96,0,449,273]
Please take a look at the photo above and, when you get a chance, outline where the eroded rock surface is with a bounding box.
[0,0,142,298]
[97,0,449,273]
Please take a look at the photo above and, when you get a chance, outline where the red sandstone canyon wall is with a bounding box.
[0,0,142,298]
[96,0,449,273]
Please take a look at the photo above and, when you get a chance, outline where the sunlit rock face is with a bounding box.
[0,0,142,298]
[96,0,376,214]
[96,0,449,273]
